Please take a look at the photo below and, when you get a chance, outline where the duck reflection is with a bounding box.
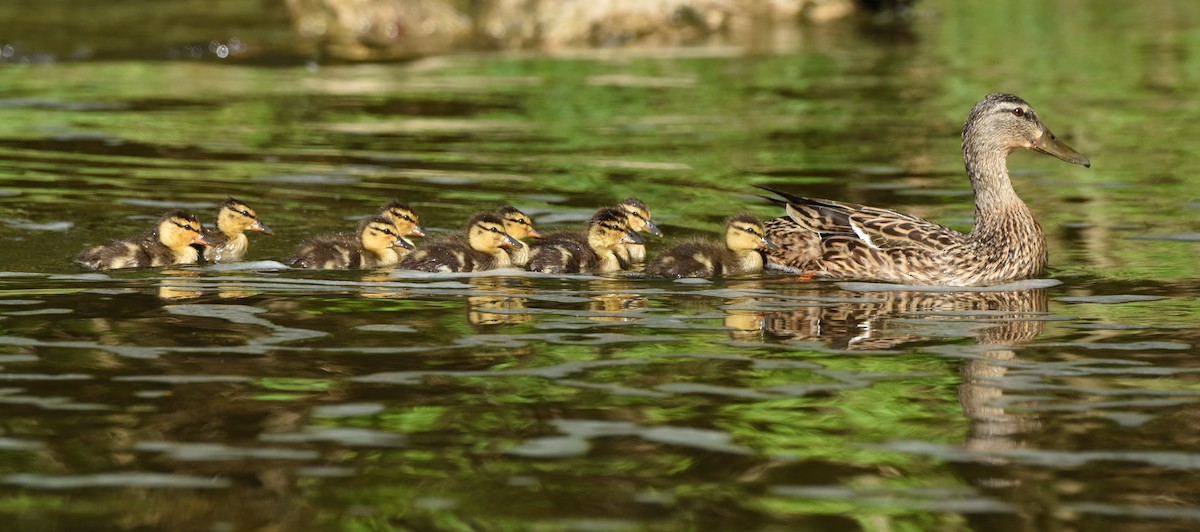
[585,279,646,322]
[157,270,203,300]
[466,277,532,328]
[763,285,1049,457]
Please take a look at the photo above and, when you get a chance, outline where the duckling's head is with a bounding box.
[158,211,209,249]
[496,206,542,240]
[964,93,1090,168]
[217,197,272,236]
[379,200,426,237]
[617,197,663,237]
[588,208,643,251]
[467,213,522,253]
[359,216,414,253]
[725,214,778,252]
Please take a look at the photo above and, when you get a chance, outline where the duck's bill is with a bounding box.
[1033,128,1091,168]
[643,219,664,237]
[759,237,779,251]
[501,235,523,249]
[408,225,427,238]
[192,235,211,247]
[621,231,645,245]
[252,221,274,235]
[527,227,544,239]
[394,237,415,250]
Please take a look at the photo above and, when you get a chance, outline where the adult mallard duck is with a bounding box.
[201,197,273,263]
[288,216,412,269]
[762,93,1091,286]
[526,207,643,274]
[76,211,209,270]
[646,214,777,278]
[397,213,522,273]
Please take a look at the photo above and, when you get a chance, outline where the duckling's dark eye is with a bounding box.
[237,209,254,218]
[489,227,503,234]
[1012,108,1025,118]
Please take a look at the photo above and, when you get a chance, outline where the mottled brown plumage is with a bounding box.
[201,197,272,264]
[527,208,643,274]
[646,214,777,278]
[764,93,1091,286]
[76,211,209,270]
[397,213,521,272]
[288,216,411,269]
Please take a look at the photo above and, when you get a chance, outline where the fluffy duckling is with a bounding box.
[397,213,522,272]
[646,214,778,278]
[76,211,209,270]
[527,208,644,274]
[496,206,542,266]
[288,216,413,269]
[378,200,427,239]
[615,197,663,263]
[201,197,273,263]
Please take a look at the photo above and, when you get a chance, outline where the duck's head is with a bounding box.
[467,213,522,253]
[725,214,778,252]
[359,216,414,253]
[217,197,272,236]
[588,207,643,250]
[617,197,663,237]
[496,206,542,240]
[964,93,1090,168]
[379,200,426,238]
[158,211,209,249]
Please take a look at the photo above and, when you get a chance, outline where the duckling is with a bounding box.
[615,197,663,263]
[646,214,778,278]
[527,207,644,274]
[496,206,542,266]
[397,213,522,272]
[200,197,273,263]
[378,200,427,238]
[287,216,413,269]
[76,211,209,270]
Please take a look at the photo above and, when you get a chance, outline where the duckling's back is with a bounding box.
[527,233,600,274]
[288,233,367,269]
[645,239,730,278]
[398,236,494,273]
[76,232,158,270]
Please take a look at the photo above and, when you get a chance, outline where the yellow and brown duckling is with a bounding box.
[378,200,427,239]
[397,213,522,273]
[287,216,413,269]
[526,207,644,274]
[615,197,663,263]
[646,214,778,278]
[76,211,209,270]
[762,93,1090,286]
[496,206,542,267]
[200,197,273,263]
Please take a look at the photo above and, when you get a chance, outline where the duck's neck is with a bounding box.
[964,143,1041,244]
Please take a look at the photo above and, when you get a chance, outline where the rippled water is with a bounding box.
[2,1,1200,530]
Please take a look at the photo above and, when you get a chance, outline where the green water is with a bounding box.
[2,0,1199,530]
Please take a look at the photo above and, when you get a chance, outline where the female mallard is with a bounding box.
[646,214,777,278]
[288,216,412,269]
[76,211,209,270]
[526,208,643,274]
[614,197,663,263]
[496,206,542,267]
[201,197,273,263]
[763,93,1091,286]
[397,213,522,273]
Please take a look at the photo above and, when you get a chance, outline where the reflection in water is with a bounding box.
[157,270,203,301]
[765,285,1049,483]
[585,279,647,322]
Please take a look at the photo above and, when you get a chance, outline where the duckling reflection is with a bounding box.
[359,272,410,299]
[466,277,532,327]
[156,269,203,300]
[585,279,646,322]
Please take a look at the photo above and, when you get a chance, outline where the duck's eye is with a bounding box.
[489,227,503,234]
[1012,108,1025,118]
[238,209,254,218]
